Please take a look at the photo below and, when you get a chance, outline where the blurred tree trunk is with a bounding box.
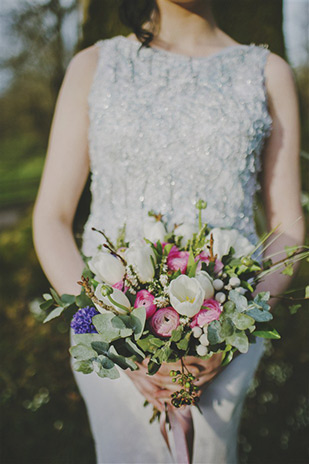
[79,0,285,58]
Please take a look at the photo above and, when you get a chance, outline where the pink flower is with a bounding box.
[195,250,224,274]
[134,289,157,319]
[149,307,180,338]
[112,281,129,293]
[167,246,190,274]
[190,298,223,328]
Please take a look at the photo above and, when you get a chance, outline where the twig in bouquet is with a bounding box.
[260,245,309,262]
[251,216,303,259]
[253,249,309,281]
[77,276,119,314]
[91,227,116,251]
[102,243,127,266]
[269,294,308,302]
[248,223,282,258]
[208,233,218,262]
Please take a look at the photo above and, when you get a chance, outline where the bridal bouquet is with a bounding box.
[40,200,307,411]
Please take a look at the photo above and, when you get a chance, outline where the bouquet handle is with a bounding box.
[160,404,194,464]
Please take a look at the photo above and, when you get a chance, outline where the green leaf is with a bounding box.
[73,360,93,374]
[92,356,120,379]
[136,335,157,353]
[220,318,235,338]
[176,332,191,351]
[252,329,281,339]
[253,292,271,311]
[107,346,137,371]
[50,288,63,306]
[163,243,174,256]
[130,307,146,340]
[43,293,52,301]
[246,307,273,322]
[305,286,309,299]
[170,325,183,343]
[207,320,223,344]
[43,306,65,323]
[124,338,145,360]
[155,344,173,363]
[91,341,110,355]
[230,312,255,330]
[221,348,234,366]
[72,333,105,345]
[229,290,248,312]
[40,299,54,312]
[289,304,302,315]
[226,331,249,353]
[223,301,236,314]
[149,337,165,348]
[111,316,127,329]
[75,293,93,308]
[147,360,161,375]
[92,313,121,342]
[61,294,76,305]
[69,343,97,360]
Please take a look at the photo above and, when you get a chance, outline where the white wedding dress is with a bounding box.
[69,35,273,464]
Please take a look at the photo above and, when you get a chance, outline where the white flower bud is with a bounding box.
[229,276,241,287]
[215,292,226,303]
[192,326,203,338]
[235,287,247,295]
[213,279,224,291]
[199,333,209,346]
[203,325,209,334]
[196,344,208,356]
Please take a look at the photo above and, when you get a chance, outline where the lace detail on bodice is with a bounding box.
[82,35,272,257]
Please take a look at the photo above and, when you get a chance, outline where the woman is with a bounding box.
[33,0,305,462]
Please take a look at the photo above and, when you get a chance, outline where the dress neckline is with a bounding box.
[117,34,250,62]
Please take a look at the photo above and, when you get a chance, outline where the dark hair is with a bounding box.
[118,0,160,49]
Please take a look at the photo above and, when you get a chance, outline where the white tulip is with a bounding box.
[143,218,166,243]
[195,270,215,299]
[94,284,131,314]
[174,222,196,246]
[206,228,255,259]
[125,240,156,283]
[196,344,208,356]
[88,250,125,285]
[168,274,204,317]
[192,326,203,338]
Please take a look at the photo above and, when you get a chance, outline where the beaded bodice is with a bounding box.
[82,35,272,257]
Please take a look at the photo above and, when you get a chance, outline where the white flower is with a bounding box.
[206,228,255,259]
[94,284,131,314]
[215,292,226,303]
[174,223,196,246]
[192,326,203,338]
[199,333,209,346]
[143,218,166,243]
[125,240,156,283]
[195,270,215,299]
[168,274,204,317]
[88,251,125,285]
[196,344,208,356]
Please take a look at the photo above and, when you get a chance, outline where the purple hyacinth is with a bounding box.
[70,306,99,334]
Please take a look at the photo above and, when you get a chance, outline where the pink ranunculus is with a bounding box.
[195,250,224,274]
[190,298,223,328]
[149,307,180,338]
[134,289,157,319]
[167,245,190,274]
[112,280,129,293]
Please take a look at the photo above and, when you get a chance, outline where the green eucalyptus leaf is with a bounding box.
[43,306,65,323]
[61,294,76,305]
[220,318,235,338]
[75,293,93,308]
[252,292,271,310]
[43,293,52,301]
[92,356,120,379]
[107,346,137,370]
[73,360,93,374]
[230,312,255,330]
[92,313,121,342]
[124,338,146,359]
[229,290,248,312]
[50,288,63,306]
[226,331,249,353]
[246,308,273,322]
[72,333,104,345]
[40,299,54,312]
[91,341,110,355]
[207,320,223,344]
[69,343,97,360]
[130,306,146,340]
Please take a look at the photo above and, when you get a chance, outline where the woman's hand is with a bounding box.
[125,352,232,410]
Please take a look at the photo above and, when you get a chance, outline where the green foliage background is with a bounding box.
[0,1,308,463]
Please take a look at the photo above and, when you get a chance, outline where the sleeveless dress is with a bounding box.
[70,35,273,464]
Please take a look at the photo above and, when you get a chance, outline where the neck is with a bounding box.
[144,0,229,53]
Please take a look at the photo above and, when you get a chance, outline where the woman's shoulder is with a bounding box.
[264,51,296,101]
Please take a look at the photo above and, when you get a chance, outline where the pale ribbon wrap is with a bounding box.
[160,404,194,464]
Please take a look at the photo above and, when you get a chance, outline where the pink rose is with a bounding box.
[190,298,223,328]
[134,289,157,319]
[167,245,190,274]
[112,281,129,293]
[195,250,224,274]
[149,307,180,338]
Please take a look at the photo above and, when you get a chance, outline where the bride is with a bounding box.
[33,0,304,462]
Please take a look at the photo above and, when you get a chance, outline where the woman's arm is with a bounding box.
[255,52,306,308]
[33,45,99,295]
